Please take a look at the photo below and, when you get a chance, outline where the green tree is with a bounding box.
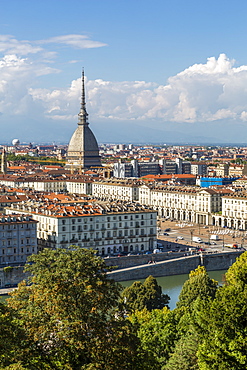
[196,284,247,370]
[224,251,247,286]
[0,363,28,370]
[166,266,219,370]
[0,303,30,369]
[8,247,141,370]
[164,330,200,370]
[196,252,247,369]
[176,266,218,309]
[129,307,183,369]
[121,275,170,313]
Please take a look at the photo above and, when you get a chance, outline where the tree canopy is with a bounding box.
[2,249,247,369]
[176,266,218,309]
[7,247,141,370]
[196,252,247,369]
[129,307,183,369]
[121,275,170,312]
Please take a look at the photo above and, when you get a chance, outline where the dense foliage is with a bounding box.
[1,249,247,369]
[176,265,218,308]
[6,247,142,369]
[121,275,170,312]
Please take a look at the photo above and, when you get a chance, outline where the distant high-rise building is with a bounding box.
[1,149,6,174]
[66,70,101,170]
[191,162,208,176]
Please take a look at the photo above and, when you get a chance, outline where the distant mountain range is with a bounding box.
[1,114,246,145]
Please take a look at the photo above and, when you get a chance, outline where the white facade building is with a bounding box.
[139,184,224,225]
[6,200,157,256]
[91,179,140,202]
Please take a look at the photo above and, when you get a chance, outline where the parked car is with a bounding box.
[163,232,169,236]
[177,236,184,240]
[164,228,171,232]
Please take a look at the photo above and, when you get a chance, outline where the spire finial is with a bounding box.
[78,68,88,125]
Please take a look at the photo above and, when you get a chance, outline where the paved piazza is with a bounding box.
[157,218,247,252]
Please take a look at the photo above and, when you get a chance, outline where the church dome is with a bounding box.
[68,125,99,153]
[66,70,101,170]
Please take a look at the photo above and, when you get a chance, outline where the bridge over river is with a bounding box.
[107,250,243,281]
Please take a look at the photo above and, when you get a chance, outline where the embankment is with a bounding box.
[107,251,242,281]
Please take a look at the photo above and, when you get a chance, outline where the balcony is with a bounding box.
[60,240,68,244]
[70,239,78,243]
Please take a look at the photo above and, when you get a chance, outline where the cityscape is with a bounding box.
[1,0,247,369]
[2,72,247,264]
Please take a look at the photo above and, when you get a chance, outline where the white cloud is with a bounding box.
[0,35,43,55]
[0,54,59,115]
[0,33,107,58]
[38,34,107,49]
[26,54,247,125]
[2,50,247,127]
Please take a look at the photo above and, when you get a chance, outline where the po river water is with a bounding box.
[120,270,227,310]
[0,271,227,309]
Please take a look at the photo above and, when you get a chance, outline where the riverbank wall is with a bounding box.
[0,251,243,287]
[108,251,243,281]
[0,266,28,288]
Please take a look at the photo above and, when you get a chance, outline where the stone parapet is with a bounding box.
[108,251,243,281]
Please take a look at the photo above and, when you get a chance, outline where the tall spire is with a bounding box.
[78,68,88,125]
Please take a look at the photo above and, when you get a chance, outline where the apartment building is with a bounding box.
[0,214,37,266]
[215,164,229,177]
[229,164,247,177]
[91,179,140,202]
[113,161,134,178]
[190,162,208,176]
[66,179,92,195]
[139,184,225,225]
[6,200,157,256]
[0,174,66,192]
[212,192,247,230]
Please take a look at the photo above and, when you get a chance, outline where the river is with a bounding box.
[120,269,227,310]
[0,270,227,309]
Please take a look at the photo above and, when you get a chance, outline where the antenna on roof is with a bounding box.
[78,68,88,125]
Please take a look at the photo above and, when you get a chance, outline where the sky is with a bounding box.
[2,0,247,144]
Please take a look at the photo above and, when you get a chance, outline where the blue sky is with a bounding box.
[2,0,247,144]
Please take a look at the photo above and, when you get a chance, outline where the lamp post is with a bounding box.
[241,231,244,250]
[190,229,193,245]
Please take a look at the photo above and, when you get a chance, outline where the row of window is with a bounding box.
[0,223,35,230]
[60,220,153,232]
[2,246,36,255]
[61,214,154,225]
[64,228,154,240]
[1,238,35,246]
